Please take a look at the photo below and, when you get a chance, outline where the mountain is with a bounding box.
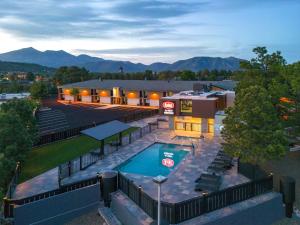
[0,47,242,72]
[0,60,55,74]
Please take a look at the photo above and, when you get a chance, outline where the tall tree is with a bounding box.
[222,85,288,165]
[30,81,49,100]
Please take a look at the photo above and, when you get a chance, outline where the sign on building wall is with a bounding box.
[162,101,175,115]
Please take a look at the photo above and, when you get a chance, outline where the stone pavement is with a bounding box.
[13,116,248,203]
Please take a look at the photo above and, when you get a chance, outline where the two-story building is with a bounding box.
[159,88,235,135]
[58,79,236,108]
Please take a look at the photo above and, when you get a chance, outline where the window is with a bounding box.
[180,100,192,113]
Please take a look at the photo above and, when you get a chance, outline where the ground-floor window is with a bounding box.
[192,123,201,132]
[175,122,185,130]
[175,122,201,132]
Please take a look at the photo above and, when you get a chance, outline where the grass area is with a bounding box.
[261,151,300,225]
[19,127,138,183]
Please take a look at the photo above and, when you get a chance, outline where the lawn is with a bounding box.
[19,127,138,183]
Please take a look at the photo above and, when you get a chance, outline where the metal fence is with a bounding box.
[36,109,158,146]
[118,172,274,224]
[2,176,99,218]
[2,170,273,222]
[58,123,156,181]
[5,163,21,199]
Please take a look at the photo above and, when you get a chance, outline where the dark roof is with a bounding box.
[59,79,236,92]
[81,120,131,141]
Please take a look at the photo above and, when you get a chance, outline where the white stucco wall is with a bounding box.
[127,98,139,106]
[100,97,111,104]
[64,95,74,101]
[226,91,235,107]
[81,96,92,103]
[149,99,159,107]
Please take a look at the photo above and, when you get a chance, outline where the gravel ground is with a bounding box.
[65,209,106,225]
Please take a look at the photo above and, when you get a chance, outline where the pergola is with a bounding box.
[81,120,131,157]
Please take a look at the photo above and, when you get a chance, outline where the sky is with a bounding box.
[0,0,299,64]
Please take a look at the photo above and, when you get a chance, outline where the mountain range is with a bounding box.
[0,47,242,73]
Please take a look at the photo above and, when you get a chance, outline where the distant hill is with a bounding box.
[0,47,243,72]
[0,60,55,74]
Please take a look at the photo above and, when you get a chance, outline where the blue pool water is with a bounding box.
[117,143,190,177]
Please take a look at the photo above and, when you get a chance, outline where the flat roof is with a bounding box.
[81,120,131,141]
[162,90,230,101]
[59,79,237,92]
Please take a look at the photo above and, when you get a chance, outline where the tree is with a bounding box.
[222,85,288,166]
[179,70,196,80]
[30,81,49,100]
[26,72,35,81]
[53,66,91,85]
[1,99,37,140]
[70,88,80,101]
[0,112,32,190]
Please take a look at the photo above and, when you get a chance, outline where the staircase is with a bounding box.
[37,108,70,135]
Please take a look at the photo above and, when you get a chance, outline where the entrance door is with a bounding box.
[185,123,192,131]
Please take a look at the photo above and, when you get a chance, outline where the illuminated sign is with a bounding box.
[162,158,174,168]
[162,101,175,115]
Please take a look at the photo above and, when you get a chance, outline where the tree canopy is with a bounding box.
[222,85,287,164]
[221,47,294,165]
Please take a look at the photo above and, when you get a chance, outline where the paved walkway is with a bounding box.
[13,116,248,202]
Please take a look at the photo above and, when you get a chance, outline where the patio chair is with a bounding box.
[213,159,233,169]
[195,173,221,183]
[194,179,221,192]
[207,163,227,173]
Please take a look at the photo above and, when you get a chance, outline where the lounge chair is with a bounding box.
[195,173,220,183]
[208,163,227,172]
[195,178,221,192]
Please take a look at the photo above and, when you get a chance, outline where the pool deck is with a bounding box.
[13,116,248,203]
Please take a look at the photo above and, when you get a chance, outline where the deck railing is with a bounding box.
[118,172,273,224]
[36,109,158,146]
[2,176,99,218]
[58,123,157,181]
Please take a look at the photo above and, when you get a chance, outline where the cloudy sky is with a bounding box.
[0,0,299,64]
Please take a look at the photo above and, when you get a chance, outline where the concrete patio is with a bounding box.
[13,116,248,203]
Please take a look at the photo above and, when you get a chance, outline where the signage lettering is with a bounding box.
[162,101,175,115]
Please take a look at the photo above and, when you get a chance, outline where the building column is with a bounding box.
[168,116,174,130]
[201,118,208,133]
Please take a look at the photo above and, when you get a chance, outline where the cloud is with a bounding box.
[0,0,208,39]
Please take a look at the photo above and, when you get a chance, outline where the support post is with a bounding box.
[119,132,122,146]
[100,139,104,159]
[80,156,83,170]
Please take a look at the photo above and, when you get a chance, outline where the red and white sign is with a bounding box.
[163,101,175,109]
[162,101,175,115]
[162,158,174,168]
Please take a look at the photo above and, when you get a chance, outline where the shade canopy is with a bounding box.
[81,120,131,141]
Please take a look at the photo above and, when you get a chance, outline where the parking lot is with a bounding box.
[37,98,158,135]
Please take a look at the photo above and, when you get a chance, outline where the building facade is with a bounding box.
[58,79,236,108]
[159,90,235,135]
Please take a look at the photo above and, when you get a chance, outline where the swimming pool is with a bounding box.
[117,143,190,177]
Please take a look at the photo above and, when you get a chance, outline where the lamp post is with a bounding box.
[153,175,168,225]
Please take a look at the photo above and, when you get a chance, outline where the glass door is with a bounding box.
[185,123,192,131]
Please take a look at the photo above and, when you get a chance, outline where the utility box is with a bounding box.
[280,176,295,218]
[101,171,118,207]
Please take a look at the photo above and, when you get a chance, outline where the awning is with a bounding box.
[81,120,131,141]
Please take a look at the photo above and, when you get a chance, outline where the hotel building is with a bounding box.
[159,88,235,135]
[58,79,236,108]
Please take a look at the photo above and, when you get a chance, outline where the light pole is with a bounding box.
[153,175,168,225]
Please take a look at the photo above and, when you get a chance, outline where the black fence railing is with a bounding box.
[118,172,273,224]
[237,159,268,180]
[5,163,21,199]
[2,176,99,218]
[58,123,156,182]
[2,170,273,222]
[35,109,158,146]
